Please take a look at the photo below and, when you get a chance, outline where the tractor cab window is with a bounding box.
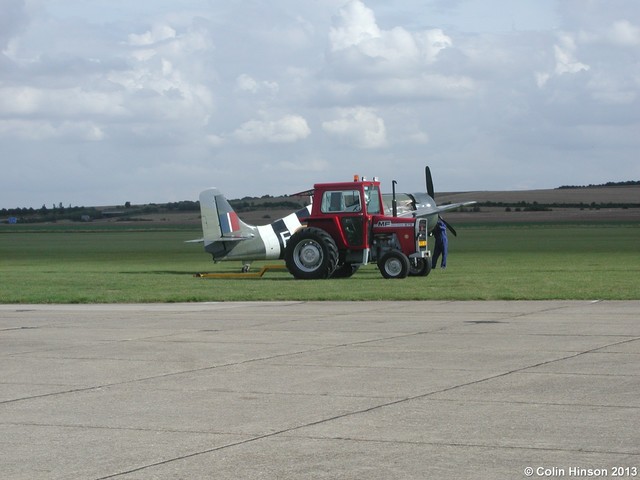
[321,190,362,213]
[364,185,381,214]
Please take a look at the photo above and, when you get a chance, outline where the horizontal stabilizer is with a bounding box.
[185,234,252,243]
[219,234,254,241]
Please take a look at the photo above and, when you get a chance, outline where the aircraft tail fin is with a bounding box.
[199,188,253,246]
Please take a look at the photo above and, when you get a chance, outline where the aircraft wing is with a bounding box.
[401,201,477,218]
[432,201,477,214]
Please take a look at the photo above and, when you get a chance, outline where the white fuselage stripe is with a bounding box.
[282,212,304,237]
[257,225,281,260]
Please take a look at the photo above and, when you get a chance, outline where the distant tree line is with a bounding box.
[229,198,305,212]
[2,196,306,223]
[558,180,640,189]
[1,205,102,223]
[164,200,200,211]
[478,200,640,210]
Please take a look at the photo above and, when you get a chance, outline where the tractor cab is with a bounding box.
[310,180,380,253]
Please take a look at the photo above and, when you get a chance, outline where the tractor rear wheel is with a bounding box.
[378,250,410,279]
[285,227,338,279]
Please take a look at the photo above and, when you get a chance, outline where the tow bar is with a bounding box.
[194,264,288,279]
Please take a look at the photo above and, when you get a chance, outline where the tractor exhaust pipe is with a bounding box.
[392,180,397,217]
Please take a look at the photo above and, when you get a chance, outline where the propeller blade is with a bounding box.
[425,166,435,199]
[439,216,457,237]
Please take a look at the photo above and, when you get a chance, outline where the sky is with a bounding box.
[1,0,639,208]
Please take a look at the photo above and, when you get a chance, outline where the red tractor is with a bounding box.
[284,177,431,279]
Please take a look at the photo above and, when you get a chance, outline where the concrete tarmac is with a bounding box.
[0,301,638,479]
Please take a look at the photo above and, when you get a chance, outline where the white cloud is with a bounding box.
[415,29,453,63]
[0,119,104,141]
[235,74,279,95]
[128,24,177,46]
[554,34,590,75]
[329,0,380,51]
[406,131,429,145]
[205,133,225,147]
[106,63,213,122]
[0,86,126,118]
[374,74,475,100]
[275,158,329,172]
[578,19,640,47]
[535,72,551,88]
[321,0,467,110]
[607,20,640,46]
[322,107,387,149]
[536,32,590,86]
[233,115,311,144]
[235,74,259,93]
[328,0,452,72]
[586,72,638,105]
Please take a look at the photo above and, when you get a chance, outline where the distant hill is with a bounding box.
[438,185,640,206]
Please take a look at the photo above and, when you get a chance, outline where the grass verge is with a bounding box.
[1,223,638,302]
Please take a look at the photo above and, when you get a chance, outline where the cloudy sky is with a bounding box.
[1,0,639,208]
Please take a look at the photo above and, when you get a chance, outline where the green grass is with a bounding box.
[1,223,638,303]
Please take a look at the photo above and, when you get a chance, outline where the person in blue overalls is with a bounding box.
[431,218,448,269]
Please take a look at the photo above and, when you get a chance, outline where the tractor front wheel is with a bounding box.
[378,250,410,279]
[285,227,338,279]
[409,257,431,277]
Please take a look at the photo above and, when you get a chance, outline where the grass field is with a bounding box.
[0,222,638,303]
